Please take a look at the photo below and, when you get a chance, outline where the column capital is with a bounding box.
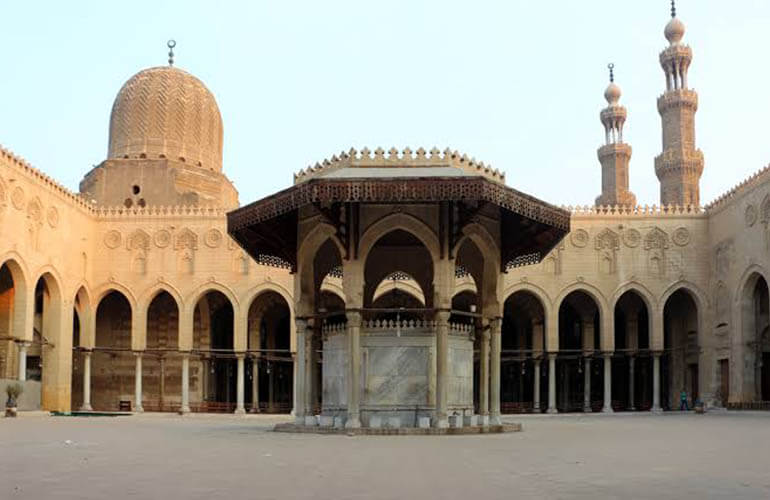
[235,352,246,360]
[15,340,31,348]
[601,351,614,358]
[651,350,664,357]
[345,309,362,327]
[547,352,558,360]
[133,350,144,357]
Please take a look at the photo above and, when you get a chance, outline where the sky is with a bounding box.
[2,0,770,207]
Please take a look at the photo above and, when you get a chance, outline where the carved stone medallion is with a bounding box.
[570,229,589,248]
[154,229,171,248]
[672,227,691,247]
[104,230,122,249]
[204,228,223,248]
[622,228,641,248]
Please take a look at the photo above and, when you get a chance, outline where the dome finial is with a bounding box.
[167,39,176,67]
[671,0,676,18]
[608,63,615,83]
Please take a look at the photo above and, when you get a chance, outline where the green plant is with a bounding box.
[5,383,23,401]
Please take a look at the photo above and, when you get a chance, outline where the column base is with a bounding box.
[304,415,318,427]
[79,404,93,412]
[628,406,636,412]
[134,407,144,414]
[478,415,490,426]
[583,405,592,413]
[344,416,361,429]
[489,415,502,426]
[651,406,663,414]
[179,405,190,415]
[602,406,614,414]
[294,415,306,426]
[234,408,246,415]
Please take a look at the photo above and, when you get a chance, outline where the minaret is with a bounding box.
[596,64,636,207]
[654,1,704,206]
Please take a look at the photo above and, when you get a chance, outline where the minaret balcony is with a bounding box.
[657,89,698,112]
[659,45,692,68]
[597,143,631,161]
[654,149,705,178]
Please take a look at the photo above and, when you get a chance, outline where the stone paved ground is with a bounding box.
[1,411,769,500]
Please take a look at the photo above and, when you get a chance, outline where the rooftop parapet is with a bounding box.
[705,164,770,212]
[293,147,506,185]
[0,144,93,213]
[566,204,704,217]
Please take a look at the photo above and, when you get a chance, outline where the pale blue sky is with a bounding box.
[2,0,769,206]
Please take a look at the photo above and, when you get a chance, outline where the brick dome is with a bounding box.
[107,66,223,172]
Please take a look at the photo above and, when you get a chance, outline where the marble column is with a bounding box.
[547,353,557,413]
[479,327,490,418]
[251,357,259,413]
[345,311,362,428]
[180,353,190,414]
[489,318,502,425]
[235,353,245,414]
[602,353,613,413]
[294,318,307,424]
[583,356,592,412]
[533,359,541,411]
[435,310,450,428]
[652,352,662,412]
[81,350,93,411]
[17,342,28,381]
[134,352,143,413]
[628,355,636,411]
[304,323,315,418]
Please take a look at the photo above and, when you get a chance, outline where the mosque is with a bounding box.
[1,5,769,425]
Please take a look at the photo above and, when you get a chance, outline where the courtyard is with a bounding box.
[1,412,769,499]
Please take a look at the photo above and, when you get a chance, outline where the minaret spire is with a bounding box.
[654,3,704,207]
[595,64,636,208]
[167,39,176,67]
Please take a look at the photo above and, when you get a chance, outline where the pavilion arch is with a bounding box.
[359,213,441,270]
[453,229,500,316]
[297,223,345,313]
[320,275,346,305]
[372,272,426,306]
[363,230,434,309]
[454,273,478,297]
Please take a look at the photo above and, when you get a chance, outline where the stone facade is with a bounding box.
[1,8,770,417]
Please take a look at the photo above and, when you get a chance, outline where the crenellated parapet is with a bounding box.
[293,147,506,185]
[565,204,704,217]
[0,144,93,213]
[705,164,770,213]
[93,205,228,219]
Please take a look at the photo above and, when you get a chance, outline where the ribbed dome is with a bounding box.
[107,66,223,172]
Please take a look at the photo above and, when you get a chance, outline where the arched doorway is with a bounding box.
[558,291,601,412]
[501,291,546,413]
[93,290,133,410]
[145,291,180,412]
[740,274,770,402]
[247,291,293,413]
[193,290,235,411]
[613,291,651,410]
[663,289,699,409]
